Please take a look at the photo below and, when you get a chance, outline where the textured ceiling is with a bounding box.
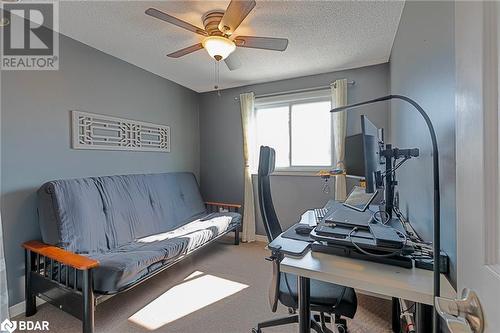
[59,1,404,92]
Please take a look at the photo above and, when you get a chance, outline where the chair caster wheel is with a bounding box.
[337,324,347,333]
[334,317,348,333]
[252,328,261,333]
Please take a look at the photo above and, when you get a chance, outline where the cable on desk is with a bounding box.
[348,226,407,258]
[401,302,416,313]
[372,210,391,225]
[393,206,434,247]
[383,157,410,179]
[399,299,416,333]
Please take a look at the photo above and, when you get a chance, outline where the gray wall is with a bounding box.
[199,63,390,235]
[1,34,200,306]
[389,1,456,285]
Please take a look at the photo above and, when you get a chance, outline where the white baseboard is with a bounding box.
[9,297,45,318]
[254,234,268,243]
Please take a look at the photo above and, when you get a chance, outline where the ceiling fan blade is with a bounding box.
[234,36,288,51]
[146,8,207,36]
[167,43,204,58]
[224,53,242,71]
[218,0,256,35]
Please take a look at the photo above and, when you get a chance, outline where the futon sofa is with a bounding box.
[23,172,242,333]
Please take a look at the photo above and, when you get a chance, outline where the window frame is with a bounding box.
[253,89,333,172]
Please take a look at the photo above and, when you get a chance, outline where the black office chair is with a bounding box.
[253,146,357,333]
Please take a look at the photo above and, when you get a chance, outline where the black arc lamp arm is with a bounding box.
[331,94,441,333]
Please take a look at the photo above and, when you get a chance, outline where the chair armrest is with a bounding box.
[23,240,99,270]
[204,201,242,210]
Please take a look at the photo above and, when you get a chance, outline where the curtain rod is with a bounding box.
[233,80,355,101]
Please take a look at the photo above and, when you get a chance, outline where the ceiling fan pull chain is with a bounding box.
[213,61,217,91]
[217,61,221,94]
[214,60,221,96]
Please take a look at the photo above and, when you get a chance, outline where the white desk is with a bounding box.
[281,251,455,306]
[279,207,456,332]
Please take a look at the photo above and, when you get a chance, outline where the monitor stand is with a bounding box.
[378,144,420,218]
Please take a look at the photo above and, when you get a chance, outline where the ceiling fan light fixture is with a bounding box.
[202,36,236,61]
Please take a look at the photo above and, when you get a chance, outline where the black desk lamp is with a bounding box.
[331,95,441,333]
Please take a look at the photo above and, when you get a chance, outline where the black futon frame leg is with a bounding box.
[82,269,95,333]
[25,250,37,317]
[234,225,240,245]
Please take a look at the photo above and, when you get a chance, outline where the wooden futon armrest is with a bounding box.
[204,201,242,209]
[23,240,99,270]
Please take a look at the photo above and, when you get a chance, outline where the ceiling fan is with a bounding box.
[145,0,289,71]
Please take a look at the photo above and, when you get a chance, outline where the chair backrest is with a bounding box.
[257,146,282,242]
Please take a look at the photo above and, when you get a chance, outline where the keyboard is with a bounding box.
[314,208,328,221]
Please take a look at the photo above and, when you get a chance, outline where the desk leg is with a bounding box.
[416,303,433,333]
[298,276,310,333]
[392,298,401,333]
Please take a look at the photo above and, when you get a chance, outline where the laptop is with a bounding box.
[324,206,374,229]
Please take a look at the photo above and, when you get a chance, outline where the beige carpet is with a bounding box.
[15,239,392,333]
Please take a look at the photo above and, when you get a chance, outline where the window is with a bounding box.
[254,90,332,170]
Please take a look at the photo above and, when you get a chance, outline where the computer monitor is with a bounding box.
[361,115,384,193]
[344,134,365,177]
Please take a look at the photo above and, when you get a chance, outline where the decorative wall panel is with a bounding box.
[72,111,170,152]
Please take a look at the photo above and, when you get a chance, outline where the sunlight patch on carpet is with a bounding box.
[183,270,204,281]
[128,271,248,330]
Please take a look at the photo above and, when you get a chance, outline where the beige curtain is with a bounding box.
[239,92,256,242]
[331,79,348,201]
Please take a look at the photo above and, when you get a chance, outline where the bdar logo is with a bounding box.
[0,319,17,333]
